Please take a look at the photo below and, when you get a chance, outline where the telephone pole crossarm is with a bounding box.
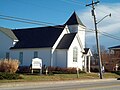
[86,1,100,7]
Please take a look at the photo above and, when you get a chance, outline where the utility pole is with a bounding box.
[86,0,103,79]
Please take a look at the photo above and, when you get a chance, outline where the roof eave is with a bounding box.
[0,27,18,41]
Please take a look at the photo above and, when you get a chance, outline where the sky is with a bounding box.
[0,0,120,49]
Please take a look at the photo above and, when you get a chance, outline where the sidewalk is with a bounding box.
[0,78,117,88]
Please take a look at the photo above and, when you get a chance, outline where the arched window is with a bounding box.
[73,47,78,62]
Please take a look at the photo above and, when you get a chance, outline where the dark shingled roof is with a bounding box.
[109,45,120,49]
[65,12,85,26]
[57,33,76,49]
[83,48,90,54]
[11,25,65,49]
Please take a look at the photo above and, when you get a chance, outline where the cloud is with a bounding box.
[78,3,120,48]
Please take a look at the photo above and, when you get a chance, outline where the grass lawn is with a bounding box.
[0,72,119,83]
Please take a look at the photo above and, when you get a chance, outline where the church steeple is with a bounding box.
[65,12,85,26]
[64,12,86,48]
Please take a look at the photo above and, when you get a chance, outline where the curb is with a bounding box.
[0,78,117,88]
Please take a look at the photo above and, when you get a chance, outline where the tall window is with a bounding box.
[34,51,38,58]
[73,47,78,62]
[6,52,10,59]
[19,52,23,64]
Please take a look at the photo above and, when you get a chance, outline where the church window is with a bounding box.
[34,51,38,58]
[19,52,23,64]
[73,47,78,62]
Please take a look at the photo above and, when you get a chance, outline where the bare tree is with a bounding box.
[92,45,108,54]
[92,45,120,71]
[91,45,110,71]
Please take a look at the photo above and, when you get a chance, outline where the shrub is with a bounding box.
[17,66,31,73]
[0,72,23,80]
[0,59,20,73]
[118,66,120,70]
[90,68,99,72]
[111,71,120,75]
[47,66,85,74]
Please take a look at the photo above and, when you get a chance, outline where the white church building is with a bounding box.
[0,12,92,72]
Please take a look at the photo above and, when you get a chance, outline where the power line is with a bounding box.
[94,3,120,19]
[1,0,119,41]
[12,0,66,14]
[60,0,86,6]
[81,28,120,41]
[65,0,120,19]
[98,31,120,41]
[86,0,90,4]
[17,0,120,19]
[0,14,55,26]
[0,17,48,26]
[85,28,120,41]
[0,14,66,29]
[70,0,86,5]
[0,13,120,41]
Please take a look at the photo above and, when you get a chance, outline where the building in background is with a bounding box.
[108,45,120,71]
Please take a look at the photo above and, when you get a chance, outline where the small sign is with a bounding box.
[32,58,42,69]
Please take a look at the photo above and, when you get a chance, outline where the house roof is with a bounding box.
[65,12,85,26]
[0,27,18,41]
[83,48,92,56]
[56,33,76,49]
[11,25,65,49]
[83,48,90,54]
[109,45,120,49]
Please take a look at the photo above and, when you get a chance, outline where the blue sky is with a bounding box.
[0,0,120,49]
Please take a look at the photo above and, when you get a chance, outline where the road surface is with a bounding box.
[0,79,120,90]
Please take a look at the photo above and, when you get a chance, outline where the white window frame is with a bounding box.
[6,52,10,59]
[19,52,23,64]
[34,51,38,58]
[73,47,78,62]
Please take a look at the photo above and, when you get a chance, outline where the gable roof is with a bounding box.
[83,48,92,56]
[56,33,76,49]
[0,27,18,41]
[11,25,65,49]
[83,48,90,54]
[109,45,120,49]
[65,12,85,26]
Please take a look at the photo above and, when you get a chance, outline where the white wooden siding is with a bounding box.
[0,31,13,58]
[78,25,86,48]
[67,36,83,70]
[56,49,67,68]
[11,48,51,66]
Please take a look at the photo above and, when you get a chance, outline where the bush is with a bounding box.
[17,66,31,73]
[90,68,99,72]
[0,72,22,80]
[111,71,120,75]
[118,66,120,70]
[47,66,85,74]
[0,59,20,73]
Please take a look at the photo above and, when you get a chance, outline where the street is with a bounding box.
[0,79,120,90]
